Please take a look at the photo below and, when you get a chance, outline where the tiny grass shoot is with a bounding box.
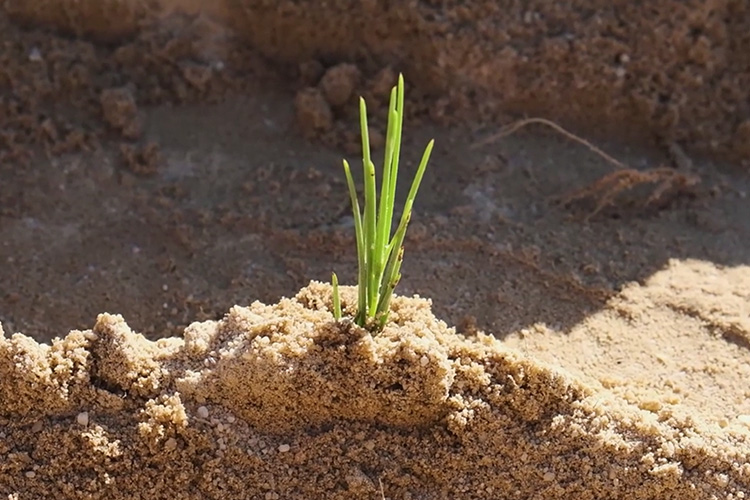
[332,74,434,331]
[331,272,342,320]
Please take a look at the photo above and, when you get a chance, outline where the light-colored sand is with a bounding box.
[1,279,748,499]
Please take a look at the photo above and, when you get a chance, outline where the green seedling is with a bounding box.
[332,272,342,321]
[332,74,434,331]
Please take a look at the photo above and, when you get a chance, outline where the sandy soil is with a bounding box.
[1,4,750,500]
[4,0,750,164]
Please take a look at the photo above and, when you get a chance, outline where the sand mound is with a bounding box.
[1,281,747,498]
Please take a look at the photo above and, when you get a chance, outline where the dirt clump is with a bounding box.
[294,87,334,139]
[293,60,393,153]
[319,63,361,108]
[119,141,162,176]
[100,87,142,140]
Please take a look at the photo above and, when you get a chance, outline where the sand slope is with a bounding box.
[1,281,748,499]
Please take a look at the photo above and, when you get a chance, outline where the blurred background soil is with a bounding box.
[5,0,750,163]
[0,1,748,342]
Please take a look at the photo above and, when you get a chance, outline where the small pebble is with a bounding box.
[278,444,291,453]
[25,471,36,479]
[28,48,42,62]
[543,472,555,482]
[226,415,236,423]
[165,438,177,451]
[31,421,43,433]
[76,412,89,426]
[197,406,209,419]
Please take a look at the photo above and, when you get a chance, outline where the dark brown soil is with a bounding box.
[5,0,750,164]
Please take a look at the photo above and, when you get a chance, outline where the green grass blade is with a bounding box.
[359,95,378,321]
[343,159,367,324]
[376,246,404,328]
[377,138,434,319]
[374,77,407,308]
[331,272,342,320]
[384,74,405,236]
[378,209,408,311]
[360,98,379,318]
[373,86,400,305]
[388,139,434,248]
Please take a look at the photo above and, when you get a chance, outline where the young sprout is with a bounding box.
[331,272,342,321]
[332,74,434,331]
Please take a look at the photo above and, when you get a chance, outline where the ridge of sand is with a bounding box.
[1,280,748,499]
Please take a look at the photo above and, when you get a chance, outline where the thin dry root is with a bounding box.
[473,118,701,220]
[472,117,629,170]
[559,167,700,221]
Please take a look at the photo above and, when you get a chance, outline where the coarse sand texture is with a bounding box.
[1,281,749,498]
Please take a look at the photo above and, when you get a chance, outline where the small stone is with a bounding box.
[25,471,36,479]
[31,421,43,433]
[28,48,43,62]
[543,472,555,482]
[278,444,291,453]
[100,87,140,136]
[76,412,89,426]
[165,438,177,451]
[197,406,209,419]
